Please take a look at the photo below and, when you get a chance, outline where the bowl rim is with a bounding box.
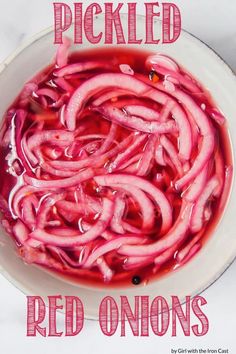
[0,15,235,320]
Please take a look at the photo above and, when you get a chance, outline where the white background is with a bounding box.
[0,1,236,353]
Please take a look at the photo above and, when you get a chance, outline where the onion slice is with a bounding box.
[30,198,114,246]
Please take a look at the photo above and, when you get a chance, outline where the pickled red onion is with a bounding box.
[0,42,232,286]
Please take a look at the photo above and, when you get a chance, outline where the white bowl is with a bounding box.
[0,15,235,319]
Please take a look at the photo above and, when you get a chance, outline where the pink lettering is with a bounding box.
[120,296,139,336]
[192,296,209,336]
[141,296,149,336]
[84,3,103,44]
[54,3,72,44]
[27,296,46,337]
[99,296,119,336]
[150,296,169,336]
[172,296,191,336]
[48,295,63,337]
[65,296,84,336]
[162,2,181,43]
[74,3,83,44]
[104,3,126,44]
[128,3,142,44]
[145,2,160,44]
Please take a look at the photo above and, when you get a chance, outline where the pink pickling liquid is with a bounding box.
[0,47,233,288]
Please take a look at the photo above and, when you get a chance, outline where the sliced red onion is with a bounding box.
[43,146,63,160]
[0,196,11,219]
[160,135,183,176]
[155,141,166,166]
[77,134,107,141]
[81,222,115,241]
[111,183,155,230]
[167,88,215,190]
[22,133,39,166]
[54,77,74,92]
[95,104,177,134]
[11,185,39,218]
[121,162,139,174]
[30,198,114,246]
[21,194,38,229]
[146,54,179,72]
[47,245,89,267]
[124,105,160,121]
[124,255,154,270]
[24,168,94,189]
[84,236,144,268]
[81,140,101,154]
[41,162,77,178]
[108,134,147,172]
[176,232,204,263]
[0,44,230,285]
[56,37,71,68]
[183,165,208,202]
[94,123,118,156]
[55,61,110,77]
[96,257,114,282]
[121,221,142,235]
[23,129,74,167]
[118,153,142,170]
[14,110,36,172]
[19,83,38,107]
[36,192,65,229]
[36,88,59,102]
[163,79,176,93]
[190,176,219,233]
[94,174,172,233]
[25,238,43,248]
[214,148,225,197]
[56,197,101,217]
[44,227,79,236]
[218,166,233,212]
[118,202,192,257]
[144,89,192,161]
[27,130,74,152]
[137,135,157,176]
[154,245,178,267]
[152,65,201,94]
[19,245,65,270]
[207,108,226,126]
[178,242,201,265]
[13,220,29,245]
[92,89,131,106]
[110,194,126,234]
[49,132,135,170]
[119,64,134,76]
[65,73,149,130]
[159,100,175,122]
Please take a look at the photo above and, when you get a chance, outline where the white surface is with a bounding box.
[0,0,236,353]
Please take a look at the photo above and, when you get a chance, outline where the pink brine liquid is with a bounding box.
[0,42,233,287]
